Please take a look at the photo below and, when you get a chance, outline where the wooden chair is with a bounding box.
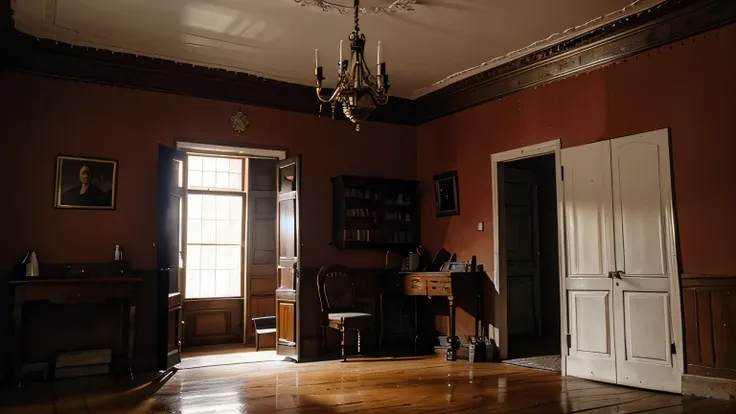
[317,265,372,361]
[252,316,276,352]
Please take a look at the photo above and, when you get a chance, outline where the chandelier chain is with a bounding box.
[354,0,360,32]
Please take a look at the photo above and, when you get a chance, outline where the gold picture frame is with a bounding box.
[54,155,118,210]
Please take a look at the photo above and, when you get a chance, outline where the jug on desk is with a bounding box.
[23,250,39,277]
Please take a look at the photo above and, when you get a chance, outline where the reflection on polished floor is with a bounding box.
[2,356,734,413]
[178,344,282,369]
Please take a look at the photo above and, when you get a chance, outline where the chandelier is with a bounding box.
[314,0,390,131]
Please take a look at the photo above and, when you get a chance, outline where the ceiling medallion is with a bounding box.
[230,110,249,135]
[294,0,416,14]
[314,0,390,131]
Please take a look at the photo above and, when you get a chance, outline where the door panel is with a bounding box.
[623,292,670,363]
[504,168,542,338]
[569,291,611,355]
[278,302,296,344]
[506,206,534,263]
[564,143,614,279]
[276,289,297,357]
[251,276,275,296]
[610,130,681,393]
[562,141,616,384]
[183,299,243,346]
[276,156,300,360]
[245,158,277,345]
[278,199,297,259]
[156,144,186,370]
[508,277,536,335]
[613,143,667,276]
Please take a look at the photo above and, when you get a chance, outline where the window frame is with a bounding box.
[183,153,247,300]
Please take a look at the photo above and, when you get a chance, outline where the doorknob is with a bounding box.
[615,270,625,279]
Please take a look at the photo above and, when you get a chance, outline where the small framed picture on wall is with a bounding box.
[433,170,460,217]
[54,155,118,210]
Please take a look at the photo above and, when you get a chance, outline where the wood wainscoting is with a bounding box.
[682,274,736,380]
[183,298,244,347]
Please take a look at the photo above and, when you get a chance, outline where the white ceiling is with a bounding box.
[12,0,664,98]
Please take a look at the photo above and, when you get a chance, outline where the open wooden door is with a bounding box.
[156,144,186,370]
[245,158,278,347]
[275,156,300,360]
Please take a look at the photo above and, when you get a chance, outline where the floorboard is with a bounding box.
[0,356,733,413]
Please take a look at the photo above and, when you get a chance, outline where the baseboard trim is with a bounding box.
[682,374,736,401]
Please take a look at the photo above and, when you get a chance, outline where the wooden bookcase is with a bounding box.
[331,175,419,251]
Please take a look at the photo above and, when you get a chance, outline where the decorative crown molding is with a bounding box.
[3,0,734,126]
[293,0,416,14]
[414,0,736,124]
[2,31,415,125]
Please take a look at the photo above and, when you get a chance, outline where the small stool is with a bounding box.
[252,316,277,351]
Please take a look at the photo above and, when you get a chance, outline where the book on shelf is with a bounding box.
[343,229,372,242]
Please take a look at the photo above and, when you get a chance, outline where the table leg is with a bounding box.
[378,291,383,354]
[413,296,419,355]
[475,293,483,338]
[448,295,457,361]
[128,304,136,379]
[13,296,23,387]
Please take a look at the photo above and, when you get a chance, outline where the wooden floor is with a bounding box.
[1,356,734,413]
[181,343,262,358]
[178,344,281,369]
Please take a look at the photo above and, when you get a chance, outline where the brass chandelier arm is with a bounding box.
[367,87,389,105]
[359,64,389,104]
[316,86,340,103]
[372,90,389,105]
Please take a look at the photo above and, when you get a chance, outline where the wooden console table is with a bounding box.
[379,271,486,359]
[10,277,142,384]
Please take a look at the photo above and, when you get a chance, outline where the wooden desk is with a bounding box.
[380,271,486,359]
[9,277,142,384]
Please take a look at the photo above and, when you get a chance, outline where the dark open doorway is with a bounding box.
[502,154,561,361]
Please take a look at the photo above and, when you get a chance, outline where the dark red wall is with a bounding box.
[0,72,417,272]
[417,24,736,276]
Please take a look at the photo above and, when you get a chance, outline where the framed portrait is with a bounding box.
[434,170,460,217]
[54,156,118,209]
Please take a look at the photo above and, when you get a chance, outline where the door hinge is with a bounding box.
[561,166,564,181]
[671,343,676,354]
[566,333,571,349]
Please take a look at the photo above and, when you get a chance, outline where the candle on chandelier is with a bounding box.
[339,40,343,64]
[377,41,381,65]
[315,49,319,69]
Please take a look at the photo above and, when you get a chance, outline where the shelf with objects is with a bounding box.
[331,175,419,251]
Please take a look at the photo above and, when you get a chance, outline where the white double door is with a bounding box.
[562,129,683,393]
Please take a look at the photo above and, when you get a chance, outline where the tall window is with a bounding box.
[185,155,245,299]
